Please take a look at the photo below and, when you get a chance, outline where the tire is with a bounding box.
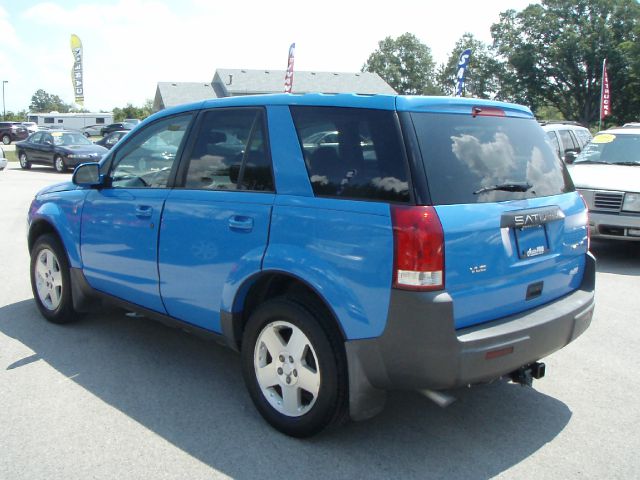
[241,297,347,437]
[2,134,10,145]
[19,152,31,170]
[30,234,80,324]
[54,155,67,173]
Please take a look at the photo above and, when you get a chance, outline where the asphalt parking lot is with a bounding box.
[1,165,639,479]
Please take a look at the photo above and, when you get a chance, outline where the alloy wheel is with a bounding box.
[254,320,321,417]
[34,248,63,311]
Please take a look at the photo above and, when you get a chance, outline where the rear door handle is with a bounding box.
[135,205,153,218]
[228,216,253,232]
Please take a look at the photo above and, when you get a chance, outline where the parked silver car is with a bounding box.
[541,121,592,162]
[568,127,640,240]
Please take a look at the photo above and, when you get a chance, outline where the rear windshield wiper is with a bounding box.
[572,160,610,164]
[473,183,533,195]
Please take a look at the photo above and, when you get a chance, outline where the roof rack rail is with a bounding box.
[538,120,584,127]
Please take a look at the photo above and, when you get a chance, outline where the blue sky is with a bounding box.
[1,0,533,113]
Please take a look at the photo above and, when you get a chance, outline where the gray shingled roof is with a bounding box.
[212,69,396,96]
[153,82,217,111]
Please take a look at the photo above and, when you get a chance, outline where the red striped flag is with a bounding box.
[284,43,295,93]
[600,59,611,120]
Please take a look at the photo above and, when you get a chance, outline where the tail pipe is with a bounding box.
[510,362,546,387]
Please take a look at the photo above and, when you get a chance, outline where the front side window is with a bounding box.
[110,114,192,189]
[291,106,410,202]
[183,108,273,191]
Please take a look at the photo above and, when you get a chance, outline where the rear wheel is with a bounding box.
[30,234,80,324]
[19,152,31,169]
[241,298,347,437]
[54,155,67,173]
[2,134,10,145]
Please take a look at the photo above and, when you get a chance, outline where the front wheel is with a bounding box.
[2,134,10,145]
[19,152,31,169]
[54,155,67,173]
[30,234,80,324]
[241,298,347,437]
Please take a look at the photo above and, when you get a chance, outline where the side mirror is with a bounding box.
[73,162,103,187]
[564,149,578,164]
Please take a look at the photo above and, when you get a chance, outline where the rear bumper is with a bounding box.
[589,211,640,241]
[346,252,596,420]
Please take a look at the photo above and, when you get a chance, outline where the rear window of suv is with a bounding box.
[291,106,410,203]
[410,113,574,205]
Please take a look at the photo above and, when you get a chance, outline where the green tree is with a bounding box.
[29,89,72,113]
[436,33,506,99]
[491,0,640,126]
[2,110,28,122]
[112,100,153,122]
[362,33,438,95]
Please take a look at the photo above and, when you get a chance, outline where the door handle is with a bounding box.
[135,205,153,218]
[228,216,253,231]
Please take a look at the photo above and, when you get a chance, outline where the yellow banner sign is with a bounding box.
[70,34,84,106]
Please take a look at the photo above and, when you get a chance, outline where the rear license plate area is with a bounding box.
[515,225,549,259]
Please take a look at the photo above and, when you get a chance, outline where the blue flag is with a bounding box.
[455,49,472,97]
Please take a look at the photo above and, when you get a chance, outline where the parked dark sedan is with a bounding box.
[95,130,129,149]
[16,130,108,172]
[101,122,133,137]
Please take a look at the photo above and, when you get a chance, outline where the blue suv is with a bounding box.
[27,94,595,437]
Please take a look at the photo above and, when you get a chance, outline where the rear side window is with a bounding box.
[558,129,578,152]
[546,131,561,157]
[290,106,410,202]
[183,108,273,192]
[410,113,573,205]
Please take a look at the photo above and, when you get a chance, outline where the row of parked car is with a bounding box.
[0,119,141,146]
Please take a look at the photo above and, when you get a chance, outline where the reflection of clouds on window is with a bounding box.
[451,132,516,185]
[526,146,563,195]
[372,176,408,193]
[310,174,329,186]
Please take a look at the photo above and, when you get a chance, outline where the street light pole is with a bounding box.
[2,81,7,120]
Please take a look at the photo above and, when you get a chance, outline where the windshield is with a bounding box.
[574,133,640,165]
[52,132,93,146]
[410,112,574,205]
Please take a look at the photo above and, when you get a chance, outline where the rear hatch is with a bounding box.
[399,99,589,329]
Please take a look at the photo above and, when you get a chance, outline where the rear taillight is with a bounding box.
[391,205,444,291]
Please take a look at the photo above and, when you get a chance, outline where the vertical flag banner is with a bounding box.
[600,59,611,123]
[70,34,84,106]
[284,43,295,93]
[455,48,472,97]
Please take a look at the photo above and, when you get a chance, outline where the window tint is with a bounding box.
[184,108,273,191]
[30,132,43,144]
[96,118,105,124]
[411,113,573,205]
[110,114,192,189]
[290,106,410,202]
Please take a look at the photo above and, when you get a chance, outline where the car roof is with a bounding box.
[152,93,534,123]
